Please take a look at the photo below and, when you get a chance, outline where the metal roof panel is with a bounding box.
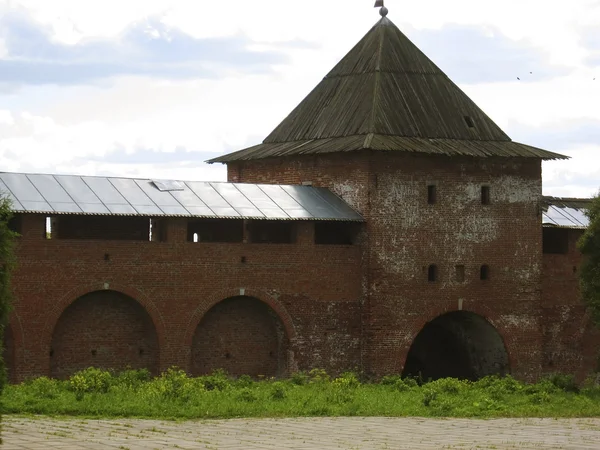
[55,175,104,204]
[82,177,128,205]
[26,174,73,203]
[2,172,364,222]
[0,178,24,210]
[541,197,591,229]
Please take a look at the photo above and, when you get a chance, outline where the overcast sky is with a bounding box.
[0,0,599,197]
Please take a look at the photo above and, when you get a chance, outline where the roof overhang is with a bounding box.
[0,172,364,222]
[208,135,567,164]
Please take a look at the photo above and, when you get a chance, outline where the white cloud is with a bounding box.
[0,0,598,197]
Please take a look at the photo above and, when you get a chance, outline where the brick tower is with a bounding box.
[210,11,566,380]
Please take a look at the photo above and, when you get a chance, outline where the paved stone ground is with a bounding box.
[3,416,600,449]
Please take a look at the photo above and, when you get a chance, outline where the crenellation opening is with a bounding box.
[314,222,358,245]
[248,221,295,244]
[45,216,52,239]
[149,218,167,242]
[51,215,151,240]
[7,214,22,234]
[187,219,243,243]
[542,227,569,254]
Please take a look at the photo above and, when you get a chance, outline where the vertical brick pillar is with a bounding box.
[165,218,187,243]
[295,221,314,246]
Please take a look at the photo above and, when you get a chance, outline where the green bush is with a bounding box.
[308,368,330,384]
[0,193,17,398]
[474,375,523,399]
[425,377,469,394]
[24,376,62,399]
[142,367,197,401]
[332,372,360,389]
[114,368,152,390]
[544,373,579,393]
[380,375,402,386]
[237,388,258,403]
[270,381,287,400]
[5,368,600,419]
[199,369,230,391]
[422,387,438,406]
[235,374,254,388]
[523,378,559,396]
[68,367,112,399]
[290,371,309,386]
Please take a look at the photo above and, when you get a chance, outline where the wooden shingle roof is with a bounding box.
[209,16,566,163]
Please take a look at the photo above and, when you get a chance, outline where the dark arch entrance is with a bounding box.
[402,311,509,381]
[191,296,288,377]
[3,325,15,383]
[50,290,159,379]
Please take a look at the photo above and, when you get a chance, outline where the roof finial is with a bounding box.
[374,0,388,17]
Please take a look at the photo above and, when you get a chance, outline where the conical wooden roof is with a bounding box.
[210,16,566,162]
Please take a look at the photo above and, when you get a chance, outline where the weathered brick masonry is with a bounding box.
[4,12,599,383]
[542,228,600,381]
[230,153,546,381]
[6,214,361,381]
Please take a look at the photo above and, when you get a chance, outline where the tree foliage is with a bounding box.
[578,191,600,325]
[0,193,17,394]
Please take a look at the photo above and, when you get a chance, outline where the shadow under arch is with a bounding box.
[49,289,160,379]
[402,310,510,381]
[189,293,293,378]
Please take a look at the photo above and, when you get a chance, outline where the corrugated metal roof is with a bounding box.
[209,16,567,163]
[542,196,592,229]
[0,172,364,222]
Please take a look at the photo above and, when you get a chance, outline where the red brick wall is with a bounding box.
[9,152,595,382]
[50,291,159,379]
[542,228,600,381]
[191,296,288,377]
[231,152,546,381]
[9,214,362,381]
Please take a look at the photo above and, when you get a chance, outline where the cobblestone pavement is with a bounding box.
[4,416,600,449]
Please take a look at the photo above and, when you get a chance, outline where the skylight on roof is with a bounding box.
[152,180,184,191]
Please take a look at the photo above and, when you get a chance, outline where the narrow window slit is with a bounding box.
[455,265,465,282]
[481,186,490,205]
[428,264,438,282]
[480,265,490,280]
[427,185,437,204]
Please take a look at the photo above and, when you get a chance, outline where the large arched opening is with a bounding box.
[50,290,159,379]
[191,296,289,377]
[3,324,15,383]
[402,311,509,381]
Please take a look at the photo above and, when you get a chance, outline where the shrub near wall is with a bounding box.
[4,367,600,419]
[0,196,16,388]
[0,194,17,441]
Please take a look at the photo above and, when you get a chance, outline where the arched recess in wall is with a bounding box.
[402,311,509,381]
[3,324,15,383]
[191,296,289,378]
[50,290,159,379]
